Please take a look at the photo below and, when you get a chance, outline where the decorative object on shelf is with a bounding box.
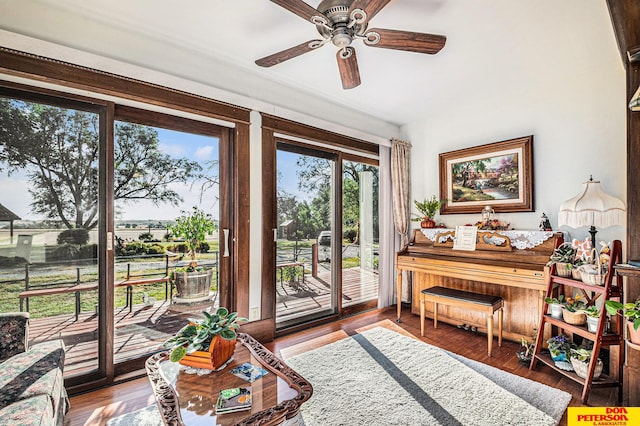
[558,176,625,249]
[474,219,510,231]
[571,237,592,261]
[544,295,565,319]
[163,308,248,371]
[168,206,217,299]
[539,213,552,231]
[562,296,587,325]
[569,348,604,380]
[605,298,640,345]
[547,334,577,370]
[411,196,445,229]
[579,248,606,286]
[439,135,534,214]
[546,242,576,277]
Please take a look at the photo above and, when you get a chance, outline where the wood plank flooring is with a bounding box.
[64,306,619,426]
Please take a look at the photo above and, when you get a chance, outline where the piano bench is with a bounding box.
[420,286,504,356]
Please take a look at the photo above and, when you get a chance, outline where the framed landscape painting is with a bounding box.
[439,136,533,214]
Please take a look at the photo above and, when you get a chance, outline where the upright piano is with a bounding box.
[396,228,563,342]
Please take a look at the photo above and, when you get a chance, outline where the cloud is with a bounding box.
[159,143,186,157]
[194,145,214,161]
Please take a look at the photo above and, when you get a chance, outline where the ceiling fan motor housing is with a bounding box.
[316,0,366,48]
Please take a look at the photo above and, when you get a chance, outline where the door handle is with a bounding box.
[223,229,230,257]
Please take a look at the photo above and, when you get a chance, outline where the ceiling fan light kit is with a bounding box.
[257,0,447,89]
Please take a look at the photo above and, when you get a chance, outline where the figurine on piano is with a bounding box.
[539,213,552,231]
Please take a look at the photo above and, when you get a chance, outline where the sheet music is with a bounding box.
[453,226,478,251]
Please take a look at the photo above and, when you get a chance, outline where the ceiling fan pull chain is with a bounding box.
[347,9,366,28]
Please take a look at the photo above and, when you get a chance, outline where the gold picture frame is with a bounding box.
[439,135,533,214]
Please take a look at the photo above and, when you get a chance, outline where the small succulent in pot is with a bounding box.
[163,307,248,363]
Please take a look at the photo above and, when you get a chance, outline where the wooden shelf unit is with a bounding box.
[530,239,624,404]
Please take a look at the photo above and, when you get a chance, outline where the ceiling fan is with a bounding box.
[255,0,446,89]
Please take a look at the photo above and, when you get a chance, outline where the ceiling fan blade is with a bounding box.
[336,47,361,90]
[364,28,446,54]
[348,0,392,23]
[256,40,324,67]
[270,0,322,22]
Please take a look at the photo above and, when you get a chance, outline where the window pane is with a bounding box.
[113,121,220,364]
[0,97,101,376]
[342,160,379,307]
[276,148,336,327]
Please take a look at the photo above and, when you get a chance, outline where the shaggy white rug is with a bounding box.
[108,327,571,426]
[284,327,571,426]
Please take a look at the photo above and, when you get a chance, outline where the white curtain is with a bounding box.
[378,145,395,307]
[391,138,412,302]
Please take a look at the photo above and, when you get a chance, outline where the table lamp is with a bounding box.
[557,176,625,249]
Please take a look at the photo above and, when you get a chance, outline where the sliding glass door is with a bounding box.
[0,88,234,383]
[275,143,337,327]
[0,92,104,377]
[112,111,224,369]
[342,159,379,309]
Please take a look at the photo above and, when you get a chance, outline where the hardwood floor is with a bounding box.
[64,306,618,426]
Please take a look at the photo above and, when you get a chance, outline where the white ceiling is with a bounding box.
[0,0,619,128]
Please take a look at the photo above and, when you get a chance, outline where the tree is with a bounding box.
[0,98,202,229]
[295,157,378,240]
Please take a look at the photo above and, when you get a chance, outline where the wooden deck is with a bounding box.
[276,266,378,324]
[28,266,378,377]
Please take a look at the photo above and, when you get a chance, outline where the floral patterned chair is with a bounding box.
[0,312,68,425]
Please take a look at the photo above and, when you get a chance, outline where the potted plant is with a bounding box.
[569,348,603,380]
[547,334,576,370]
[544,295,565,319]
[582,305,601,333]
[163,307,247,370]
[562,295,587,325]
[411,196,444,229]
[546,243,576,277]
[605,298,640,345]
[169,206,217,300]
[516,329,537,364]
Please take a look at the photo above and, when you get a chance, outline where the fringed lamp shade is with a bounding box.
[558,177,625,248]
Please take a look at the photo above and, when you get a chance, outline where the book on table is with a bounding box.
[215,387,252,414]
[230,362,268,383]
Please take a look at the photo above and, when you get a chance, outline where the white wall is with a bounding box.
[402,1,627,250]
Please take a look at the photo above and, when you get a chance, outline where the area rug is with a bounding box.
[106,405,162,426]
[284,327,571,426]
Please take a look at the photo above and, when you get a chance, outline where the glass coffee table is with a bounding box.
[145,333,312,425]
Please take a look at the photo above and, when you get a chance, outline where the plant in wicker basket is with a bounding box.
[569,348,603,379]
[562,295,587,325]
[546,243,576,277]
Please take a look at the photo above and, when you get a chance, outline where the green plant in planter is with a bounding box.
[605,298,640,331]
[563,295,586,312]
[544,295,565,305]
[168,206,216,269]
[546,243,576,266]
[281,266,299,283]
[411,196,445,221]
[547,334,576,362]
[570,348,594,363]
[163,308,248,363]
[581,305,600,318]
